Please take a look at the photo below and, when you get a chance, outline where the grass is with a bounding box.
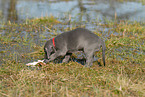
[0,16,145,97]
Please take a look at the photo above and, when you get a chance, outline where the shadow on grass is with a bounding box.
[53,56,103,66]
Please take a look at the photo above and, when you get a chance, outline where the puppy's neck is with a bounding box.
[52,38,56,52]
[52,38,55,48]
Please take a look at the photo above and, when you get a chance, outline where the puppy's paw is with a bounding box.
[44,59,50,63]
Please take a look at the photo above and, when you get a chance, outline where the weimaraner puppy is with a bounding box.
[44,28,106,67]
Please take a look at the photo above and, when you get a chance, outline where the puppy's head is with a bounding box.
[44,39,55,59]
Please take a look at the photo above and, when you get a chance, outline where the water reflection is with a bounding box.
[0,0,145,22]
[0,0,17,22]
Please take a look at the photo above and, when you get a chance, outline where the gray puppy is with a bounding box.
[44,28,106,67]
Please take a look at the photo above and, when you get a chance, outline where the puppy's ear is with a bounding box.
[45,45,54,58]
[44,39,55,59]
[45,47,50,59]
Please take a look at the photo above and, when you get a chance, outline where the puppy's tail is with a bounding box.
[101,40,106,66]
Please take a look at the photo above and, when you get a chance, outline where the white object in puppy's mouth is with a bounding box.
[26,60,45,66]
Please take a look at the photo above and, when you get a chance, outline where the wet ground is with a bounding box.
[0,0,145,65]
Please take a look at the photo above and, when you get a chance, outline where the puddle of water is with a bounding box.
[0,0,145,22]
[17,0,145,22]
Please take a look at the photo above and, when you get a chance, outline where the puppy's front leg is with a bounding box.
[62,55,70,63]
[48,50,67,62]
[62,53,72,63]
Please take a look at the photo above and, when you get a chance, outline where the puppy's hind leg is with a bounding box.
[84,49,94,67]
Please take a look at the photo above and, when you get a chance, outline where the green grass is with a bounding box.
[0,16,145,97]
